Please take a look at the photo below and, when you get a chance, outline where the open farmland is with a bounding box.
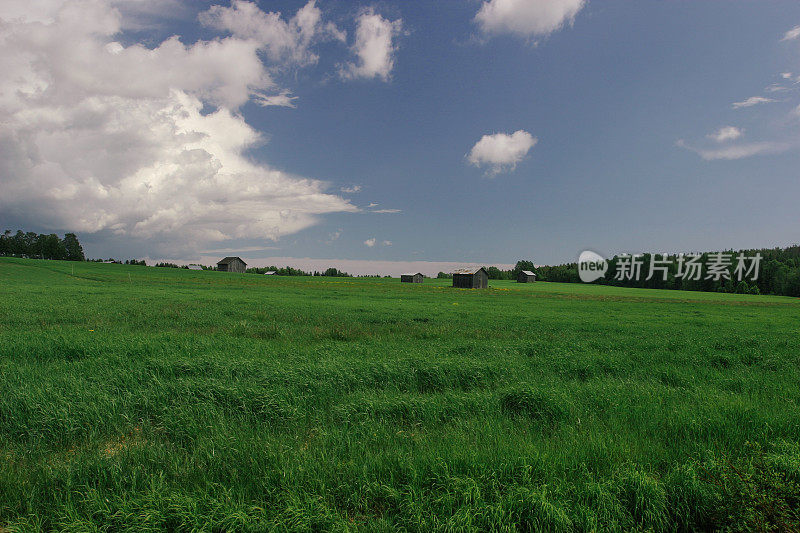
[1,257,800,531]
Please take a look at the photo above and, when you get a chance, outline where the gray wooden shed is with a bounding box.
[401,272,423,283]
[452,267,488,289]
[217,256,247,273]
[517,270,536,283]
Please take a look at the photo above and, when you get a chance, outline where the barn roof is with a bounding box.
[521,270,536,276]
[217,256,246,265]
[452,267,487,275]
[187,264,203,270]
[401,272,423,276]
[264,271,276,275]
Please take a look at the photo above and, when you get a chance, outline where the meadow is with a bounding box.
[1,257,799,531]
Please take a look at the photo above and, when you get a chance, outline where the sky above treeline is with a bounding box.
[1,0,800,274]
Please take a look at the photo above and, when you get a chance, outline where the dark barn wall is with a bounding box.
[453,271,487,289]
[517,272,536,283]
[401,274,423,283]
[228,258,246,273]
[452,273,471,288]
[217,258,247,273]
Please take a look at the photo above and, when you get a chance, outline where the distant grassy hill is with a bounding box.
[1,258,799,530]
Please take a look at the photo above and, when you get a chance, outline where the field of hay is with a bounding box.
[1,257,799,531]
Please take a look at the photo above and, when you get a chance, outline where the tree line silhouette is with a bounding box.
[523,247,800,297]
[0,230,84,261]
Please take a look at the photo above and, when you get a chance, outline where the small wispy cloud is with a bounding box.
[765,84,787,93]
[732,96,776,109]
[781,25,800,42]
[676,139,790,160]
[326,229,342,244]
[781,72,793,80]
[340,185,362,193]
[364,237,392,247]
[254,90,298,108]
[362,202,400,213]
[706,126,743,143]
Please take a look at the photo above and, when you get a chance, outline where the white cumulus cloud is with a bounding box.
[364,237,377,247]
[339,8,403,81]
[475,0,584,39]
[467,130,538,176]
[707,126,743,143]
[199,0,345,68]
[0,0,356,257]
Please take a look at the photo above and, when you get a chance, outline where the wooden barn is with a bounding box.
[264,271,276,276]
[187,264,203,271]
[517,270,536,283]
[452,267,489,289]
[217,256,247,273]
[401,272,423,283]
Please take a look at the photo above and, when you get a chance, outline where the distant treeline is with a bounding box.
[0,229,84,261]
[97,261,353,276]
[247,266,351,277]
[151,262,211,269]
[531,247,800,297]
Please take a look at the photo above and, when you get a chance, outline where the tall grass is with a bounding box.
[0,257,799,530]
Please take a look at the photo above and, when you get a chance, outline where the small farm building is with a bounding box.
[217,256,247,273]
[517,270,536,283]
[264,271,276,275]
[452,267,489,289]
[401,272,423,283]
[187,264,203,271]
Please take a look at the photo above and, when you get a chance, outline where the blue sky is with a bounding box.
[2,1,800,273]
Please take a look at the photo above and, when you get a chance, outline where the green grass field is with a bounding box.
[1,257,800,531]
